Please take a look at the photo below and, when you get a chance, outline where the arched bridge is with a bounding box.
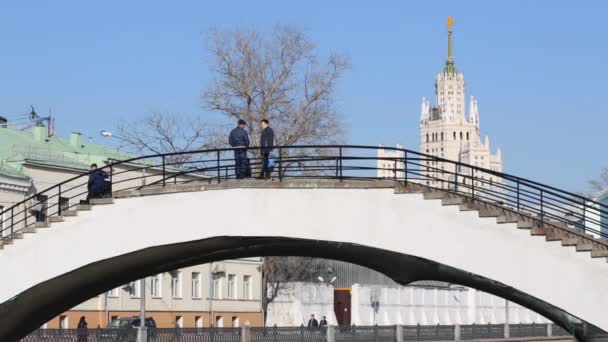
[0,145,607,342]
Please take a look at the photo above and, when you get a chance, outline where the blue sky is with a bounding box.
[0,1,605,192]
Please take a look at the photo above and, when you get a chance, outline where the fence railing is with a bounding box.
[2,145,606,245]
[21,324,573,342]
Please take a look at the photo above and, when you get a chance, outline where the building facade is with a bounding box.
[418,17,502,190]
[0,120,263,329]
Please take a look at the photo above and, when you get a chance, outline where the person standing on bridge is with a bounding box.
[229,119,250,179]
[86,164,107,201]
[257,119,275,180]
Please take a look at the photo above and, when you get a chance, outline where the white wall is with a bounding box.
[266,282,336,327]
[1,187,606,330]
[350,284,548,326]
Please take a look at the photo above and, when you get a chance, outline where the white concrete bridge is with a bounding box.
[0,145,607,341]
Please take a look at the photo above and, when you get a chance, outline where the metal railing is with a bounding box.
[1,145,607,244]
[20,324,574,342]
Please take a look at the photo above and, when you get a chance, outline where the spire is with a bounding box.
[444,16,456,75]
[420,96,430,122]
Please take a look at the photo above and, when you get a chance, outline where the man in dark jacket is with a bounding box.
[257,119,275,180]
[87,164,107,200]
[307,314,319,327]
[229,119,250,179]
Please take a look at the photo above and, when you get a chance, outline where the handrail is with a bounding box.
[1,145,606,243]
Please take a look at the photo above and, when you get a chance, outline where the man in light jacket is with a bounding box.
[229,119,250,179]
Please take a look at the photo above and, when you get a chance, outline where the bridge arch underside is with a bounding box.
[0,236,601,342]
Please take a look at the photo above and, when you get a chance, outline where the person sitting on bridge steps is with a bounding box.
[229,119,250,179]
[257,119,275,180]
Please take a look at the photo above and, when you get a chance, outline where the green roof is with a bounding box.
[0,125,135,179]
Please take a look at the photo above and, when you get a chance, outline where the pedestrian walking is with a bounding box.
[77,316,88,342]
[257,119,274,180]
[229,119,250,179]
[86,164,107,200]
[307,314,319,327]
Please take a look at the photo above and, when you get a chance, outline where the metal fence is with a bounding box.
[335,326,396,342]
[21,324,574,342]
[402,324,455,341]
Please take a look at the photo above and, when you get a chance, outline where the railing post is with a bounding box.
[454,324,461,341]
[339,147,343,182]
[471,167,475,200]
[162,156,166,187]
[454,165,459,192]
[395,325,403,342]
[547,323,552,337]
[393,158,397,181]
[10,207,14,238]
[516,179,520,211]
[241,325,251,342]
[327,325,336,342]
[540,190,544,225]
[278,147,283,182]
[58,185,62,216]
[403,151,408,185]
[217,151,221,184]
[582,200,587,233]
[416,323,420,340]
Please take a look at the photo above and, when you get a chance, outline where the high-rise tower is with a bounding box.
[419,17,503,189]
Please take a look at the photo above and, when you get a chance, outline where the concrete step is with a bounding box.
[458,204,477,211]
[35,222,50,228]
[545,230,564,242]
[591,250,608,258]
[496,215,519,224]
[22,227,37,233]
[61,210,78,217]
[441,197,463,206]
[517,221,535,229]
[90,198,114,205]
[478,208,502,218]
[77,204,92,211]
[423,192,447,200]
[575,242,594,252]
[561,238,578,247]
[49,216,64,223]
[530,226,547,236]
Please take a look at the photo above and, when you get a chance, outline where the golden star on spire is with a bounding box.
[447,16,454,29]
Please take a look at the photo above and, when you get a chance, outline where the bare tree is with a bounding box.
[203,25,350,155]
[114,111,223,165]
[262,256,330,325]
[589,168,608,194]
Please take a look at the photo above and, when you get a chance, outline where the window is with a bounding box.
[195,316,203,328]
[59,315,68,329]
[243,275,252,300]
[212,274,222,299]
[460,132,463,140]
[453,132,456,140]
[228,274,237,299]
[215,316,224,327]
[192,272,202,299]
[107,287,119,298]
[232,316,239,327]
[176,316,183,328]
[130,280,141,298]
[466,132,469,140]
[171,271,182,298]
[426,133,429,142]
[151,274,162,298]
[440,132,444,141]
